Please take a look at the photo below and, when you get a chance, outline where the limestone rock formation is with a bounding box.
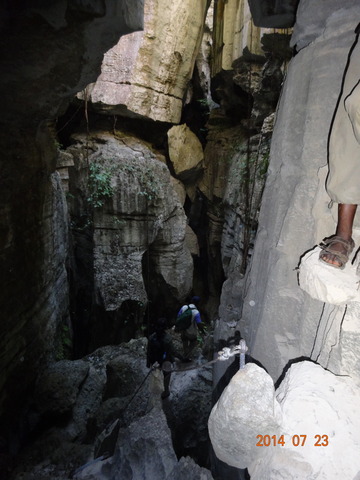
[167,124,205,182]
[111,409,178,479]
[0,0,144,439]
[35,359,90,416]
[266,361,360,480]
[209,360,360,479]
[11,338,214,480]
[163,364,213,466]
[212,0,292,74]
[66,129,193,341]
[298,246,360,304]
[74,409,214,480]
[82,0,211,123]
[237,0,360,382]
[208,363,282,469]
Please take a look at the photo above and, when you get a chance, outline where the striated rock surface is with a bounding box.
[238,0,360,381]
[66,129,193,346]
[0,0,144,441]
[212,0,292,74]
[82,0,211,123]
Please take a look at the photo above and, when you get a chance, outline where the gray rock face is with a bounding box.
[67,130,193,321]
[15,337,214,480]
[35,360,90,416]
[73,411,214,480]
[169,456,214,480]
[237,0,360,381]
[0,0,144,438]
[163,364,213,466]
[111,409,177,480]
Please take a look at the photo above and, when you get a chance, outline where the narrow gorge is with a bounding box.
[1,1,360,479]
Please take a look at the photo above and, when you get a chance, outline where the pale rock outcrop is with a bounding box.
[238,0,360,381]
[208,363,282,469]
[185,225,200,257]
[298,245,360,305]
[209,361,360,479]
[167,124,205,182]
[83,0,211,123]
[67,131,193,312]
[212,0,291,74]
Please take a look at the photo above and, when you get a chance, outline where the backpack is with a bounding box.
[174,306,194,332]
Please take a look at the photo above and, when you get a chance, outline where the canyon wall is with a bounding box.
[237,0,360,382]
[0,0,144,437]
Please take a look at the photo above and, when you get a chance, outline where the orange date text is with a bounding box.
[256,434,329,447]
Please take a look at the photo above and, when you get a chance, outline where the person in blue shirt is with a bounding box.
[177,296,205,362]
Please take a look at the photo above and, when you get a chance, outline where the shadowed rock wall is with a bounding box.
[0,0,144,439]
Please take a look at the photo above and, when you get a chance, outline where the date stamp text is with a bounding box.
[256,434,329,447]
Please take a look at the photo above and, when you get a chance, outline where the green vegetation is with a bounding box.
[86,158,162,209]
[87,162,114,209]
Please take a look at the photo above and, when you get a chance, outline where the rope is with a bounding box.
[111,341,248,432]
[123,367,155,412]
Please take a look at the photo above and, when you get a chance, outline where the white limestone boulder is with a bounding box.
[298,246,360,305]
[249,361,360,479]
[208,362,282,469]
[209,360,360,479]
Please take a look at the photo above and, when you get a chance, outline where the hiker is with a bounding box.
[177,296,205,361]
[319,24,360,269]
[147,317,180,399]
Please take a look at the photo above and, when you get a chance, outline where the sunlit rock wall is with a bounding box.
[240,0,360,382]
[212,0,292,74]
[82,0,211,123]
